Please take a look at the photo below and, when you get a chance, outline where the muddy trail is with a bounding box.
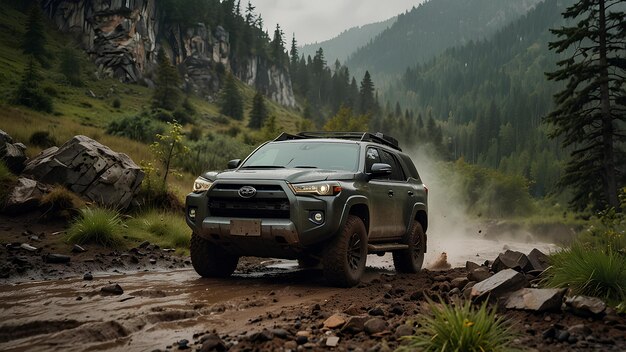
[2,249,626,352]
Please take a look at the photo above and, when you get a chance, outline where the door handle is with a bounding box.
[388,190,394,197]
[408,191,414,196]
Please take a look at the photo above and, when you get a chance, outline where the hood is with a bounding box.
[202,168,356,183]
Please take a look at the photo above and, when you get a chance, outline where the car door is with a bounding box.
[365,147,401,240]
[378,149,409,239]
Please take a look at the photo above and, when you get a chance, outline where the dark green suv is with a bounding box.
[185,132,428,287]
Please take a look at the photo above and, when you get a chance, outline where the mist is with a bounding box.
[405,145,559,268]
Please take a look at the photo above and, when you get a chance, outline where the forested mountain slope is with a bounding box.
[379,0,577,197]
[300,16,396,66]
[347,0,542,76]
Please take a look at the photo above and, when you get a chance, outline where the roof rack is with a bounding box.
[273,131,402,151]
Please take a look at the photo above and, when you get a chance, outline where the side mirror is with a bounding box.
[227,159,241,169]
[370,163,392,178]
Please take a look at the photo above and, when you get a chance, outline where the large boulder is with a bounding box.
[491,250,533,273]
[0,129,27,174]
[527,248,551,272]
[23,136,144,209]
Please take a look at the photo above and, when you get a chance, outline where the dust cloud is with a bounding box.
[406,145,558,268]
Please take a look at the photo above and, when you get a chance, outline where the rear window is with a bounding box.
[241,141,360,171]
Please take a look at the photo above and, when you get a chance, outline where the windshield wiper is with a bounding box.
[294,166,318,168]
[240,165,285,169]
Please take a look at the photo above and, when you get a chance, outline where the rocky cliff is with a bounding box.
[42,0,295,107]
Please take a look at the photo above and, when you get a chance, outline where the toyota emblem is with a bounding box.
[238,186,257,198]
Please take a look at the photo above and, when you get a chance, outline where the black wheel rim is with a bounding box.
[347,232,362,271]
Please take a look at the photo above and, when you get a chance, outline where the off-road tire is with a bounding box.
[190,233,238,278]
[393,221,425,273]
[322,215,367,287]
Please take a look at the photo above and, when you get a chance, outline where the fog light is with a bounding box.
[188,207,197,220]
[309,211,324,225]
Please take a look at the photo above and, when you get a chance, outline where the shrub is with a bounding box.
[172,108,193,125]
[66,207,125,248]
[106,114,165,143]
[541,242,626,304]
[188,126,203,141]
[180,134,253,175]
[398,298,516,352]
[136,162,184,211]
[112,98,121,109]
[29,130,57,148]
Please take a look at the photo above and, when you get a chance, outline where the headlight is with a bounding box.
[289,182,342,196]
[193,177,213,193]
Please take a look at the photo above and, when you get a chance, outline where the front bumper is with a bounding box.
[185,180,350,258]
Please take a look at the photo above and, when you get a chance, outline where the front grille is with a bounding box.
[212,184,283,191]
[209,197,290,219]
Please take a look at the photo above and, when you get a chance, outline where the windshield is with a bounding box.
[241,141,360,171]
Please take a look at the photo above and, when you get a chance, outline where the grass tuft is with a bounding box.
[40,185,84,219]
[397,298,517,352]
[66,207,125,248]
[541,242,626,304]
[126,210,190,250]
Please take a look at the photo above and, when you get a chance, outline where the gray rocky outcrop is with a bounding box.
[0,129,27,174]
[23,135,143,209]
[42,1,296,107]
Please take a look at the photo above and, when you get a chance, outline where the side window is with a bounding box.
[380,150,406,181]
[365,147,380,172]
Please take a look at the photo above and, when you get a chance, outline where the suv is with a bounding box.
[185,132,428,287]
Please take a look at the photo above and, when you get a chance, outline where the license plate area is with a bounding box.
[230,219,261,236]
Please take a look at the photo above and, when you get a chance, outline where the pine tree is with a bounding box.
[248,91,268,129]
[271,24,285,65]
[359,71,375,115]
[13,57,53,113]
[289,34,299,69]
[152,48,181,111]
[544,0,625,211]
[219,72,244,120]
[22,5,47,65]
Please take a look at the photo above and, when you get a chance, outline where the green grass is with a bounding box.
[541,242,626,304]
[66,207,125,248]
[397,299,517,352]
[126,210,191,252]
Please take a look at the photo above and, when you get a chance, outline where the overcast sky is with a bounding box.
[247,0,423,45]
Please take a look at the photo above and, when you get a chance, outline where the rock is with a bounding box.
[505,288,566,312]
[564,295,607,316]
[149,258,157,264]
[466,261,480,271]
[270,328,288,339]
[527,248,550,272]
[83,272,93,280]
[364,318,387,335]
[199,333,226,352]
[491,250,533,273]
[23,136,144,209]
[72,244,87,253]
[325,336,340,347]
[471,269,529,301]
[296,335,308,345]
[0,130,27,174]
[368,307,385,316]
[101,284,124,295]
[324,314,347,329]
[43,253,71,264]
[20,243,38,252]
[342,315,368,334]
[451,277,469,289]
[177,339,189,349]
[395,324,414,337]
[556,330,570,342]
[139,240,150,248]
[249,330,273,342]
[409,290,424,301]
[567,324,592,337]
[4,177,51,214]
[468,267,492,282]
[390,304,404,315]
